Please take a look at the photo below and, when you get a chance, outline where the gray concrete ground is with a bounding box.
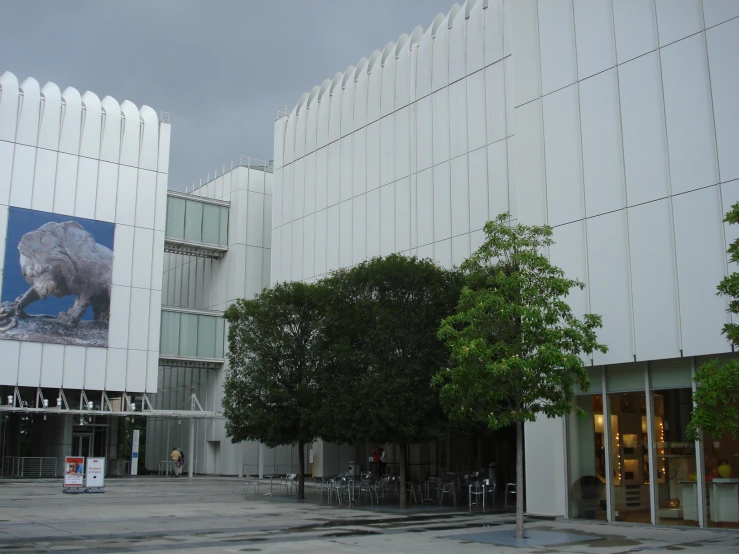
[0,476,736,553]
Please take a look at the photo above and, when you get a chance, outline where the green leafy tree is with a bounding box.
[223,281,324,499]
[319,254,462,508]
[434,214,606,538]
[688,203,739,440]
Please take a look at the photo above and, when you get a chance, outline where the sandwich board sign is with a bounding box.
[86,458,105,491]
[63,457,85,489]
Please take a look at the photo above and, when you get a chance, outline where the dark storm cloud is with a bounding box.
[0,0,455,190]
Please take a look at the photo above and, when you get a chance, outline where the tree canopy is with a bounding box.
[434,214,606,538]
[222,281,324,499]
[688,202,739,440]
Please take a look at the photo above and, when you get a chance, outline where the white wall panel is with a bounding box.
[366,187,381,258]
[538,0,577,95]
[543,85,584,227]
[396,46,411,109]
[434,238,453,269]
[74,156,98,219]
[549,220,589,322]
[0,205,7,291]
[514,100,546,225]
[126,349,147,392]
[628,199,681,360]
[0,141,14,205]
[452,233,471,267]
[284,110,297,166]
[105,347,127,392]
[416,96,433,172]
[157,120,170,175]
[291,219,304,280]
[352,194,367,265]
[16,78,40,147]
[80,92,103,159]
[618,52,670,206]
[108,285,131,349]
[339,136,353,202]
[95,161,119,223]
[504,57,515,138]
[380,54,396,118]
[112,224,134,287]
[511,0,541,106]
[314,209,327,277]
[0,340,19,386]
[579,69,625,217]
[432,89,450,165]
[417,168,434,247]
[449,8,466,84]
[327,141,340,207]
[587,211,634,365]
[316,89,331,150]
[351,129,367,197]
[702,0,739,28]
[282,163,294,224]
[487,140,508,221]
[432,16,450,92]
[449,79,468,159]
[706,18,739,183]
[59,87,82,156]
[17,342,42,387]
[339,200,353,268]
[293,158,305,220]
[0,72,19,142]
[366,121,381,192]
[433,162,452,241]
[131,227,154,290]
[466,72,487,152]
[151,231,164,290]
[655,0,702,46]
[451,155,470,236]
[367,58,383,124]
[119,101,140,168]
[467,147,488,230]
[54,153,80,215]
[395,107,411,180]
[416,31,433,99]
[247,191,265,247]
[315,148,328,211]
[304,152,317,215]
[303,212,316,278]
[39,344,64,388]
[395,177,411,253]
[272,169,283,228]
[38,82,62,151]
[116,164,138,225]
[296,109,308,159]
[573,0,616,80]
[305,103,318,155]
[281,223,293,282]
[326,204,340,272]
[354,70,369,131]
[613,0,658,64]
[9,144,35,209]
[62,345,86,390]
[85,347,107,391]
[673,186,731,356]
[661,34,718,194]
[380,183,395,256]
[146,351,158,393]
[417,243,434,260]
[467,0,485,74]
[485,2,505,67]
[31,148,56,213]
[328,79,343,143]
[246,246,264,299]
[380,115,395,186]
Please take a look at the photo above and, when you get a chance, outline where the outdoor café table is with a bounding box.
[263,474,284,496]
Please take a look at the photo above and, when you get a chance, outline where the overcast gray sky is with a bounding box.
[1,0,455,190]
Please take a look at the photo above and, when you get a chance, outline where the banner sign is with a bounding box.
[86,458,105,488]
[131,430,140,476]
[64,457,85,487]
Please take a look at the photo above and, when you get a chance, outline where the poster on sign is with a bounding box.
[64,457,85,487]
[131,430,140,476]
[86,458,105,489]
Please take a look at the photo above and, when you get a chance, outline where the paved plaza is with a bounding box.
[0,477,736,553]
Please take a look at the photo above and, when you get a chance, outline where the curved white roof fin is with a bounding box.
[448,4,462,29]
[354,58,368,81]
[367,50,382,74]
[430,13,445,38]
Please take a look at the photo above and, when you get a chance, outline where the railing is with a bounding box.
[2,456,57,477]
[157,460,198,476]
[242,463,310,476]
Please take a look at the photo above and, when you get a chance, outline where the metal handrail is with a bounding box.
[2,456,57,477]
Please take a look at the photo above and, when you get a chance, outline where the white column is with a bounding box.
[602,366,614,523]
[644,363,658,525]
[188,419,194,478]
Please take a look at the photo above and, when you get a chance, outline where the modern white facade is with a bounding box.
[272,0,739,527]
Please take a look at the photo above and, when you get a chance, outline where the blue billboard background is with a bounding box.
[2,207,115,320]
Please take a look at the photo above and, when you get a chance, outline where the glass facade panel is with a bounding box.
[201,204,221,245]
[651,358,692,390]
[607,362,647,392]
[652,388,699,526]
[184,200,203,242]
[215,317,225,358]
[159,311,180,356]
[196,315,217,358]
[165,197,185,239]
[179,313,198,357]
[219,206,229,246]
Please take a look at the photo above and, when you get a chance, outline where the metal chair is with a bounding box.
[243,477,259,496]
[469,480,485,507]
[439,477,457,506]
[483,478,496,507]
[504,482,517,507]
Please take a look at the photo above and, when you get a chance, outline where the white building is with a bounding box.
[272,0,739,528]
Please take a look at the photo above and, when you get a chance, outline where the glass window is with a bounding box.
[215,317,225,358]
[184,200,203,242]
[165,197,185,239]
[179,313,198,357]
[159,311,180,356]
[196,315,216,358]
[651,358,692,390]
[219,206,229,246]
[607,362,647,392]
[201,204,221,245]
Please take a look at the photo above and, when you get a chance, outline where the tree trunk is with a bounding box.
[298,440,305,500]
[516,420,525,540]
[399,441,407,509]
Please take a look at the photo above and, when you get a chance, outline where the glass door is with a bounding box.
[73,434,93,458]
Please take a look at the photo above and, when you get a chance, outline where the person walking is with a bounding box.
[380,447,387,475]
[170,446,182,477]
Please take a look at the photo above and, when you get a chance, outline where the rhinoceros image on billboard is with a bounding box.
[0,208,115,347]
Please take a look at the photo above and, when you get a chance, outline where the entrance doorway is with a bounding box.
[73,434,94,457]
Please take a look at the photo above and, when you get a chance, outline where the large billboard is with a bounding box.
[0,208,115,347]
